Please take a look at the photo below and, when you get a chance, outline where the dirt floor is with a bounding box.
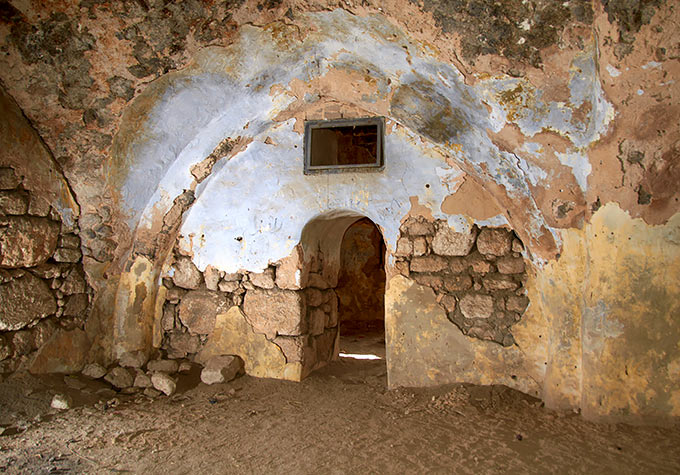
[1,329,679,474]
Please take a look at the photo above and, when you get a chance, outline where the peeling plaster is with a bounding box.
[114,10,575,270]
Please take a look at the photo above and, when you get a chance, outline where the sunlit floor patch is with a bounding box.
[339,352,382,360]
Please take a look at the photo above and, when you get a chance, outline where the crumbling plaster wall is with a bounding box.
[0,0,678,422]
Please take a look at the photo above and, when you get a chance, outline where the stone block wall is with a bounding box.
[393,217,529,347]
[0,166,91,372]
[159,248,339,378]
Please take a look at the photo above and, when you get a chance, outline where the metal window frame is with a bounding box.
[303,117,385,175]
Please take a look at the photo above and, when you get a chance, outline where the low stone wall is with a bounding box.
[394,217,529,347]
[0,166,91,373]
[159,250,339,378]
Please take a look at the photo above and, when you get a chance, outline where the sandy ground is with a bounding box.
[1,329,679,474]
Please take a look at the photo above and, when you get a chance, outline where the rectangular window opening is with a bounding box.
[304,117,384,174]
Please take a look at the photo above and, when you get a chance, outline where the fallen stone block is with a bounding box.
[200,355,244,385]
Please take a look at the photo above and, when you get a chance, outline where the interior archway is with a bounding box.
[336,218,386,363]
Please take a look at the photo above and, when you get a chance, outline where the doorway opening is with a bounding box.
[335,218,386,362]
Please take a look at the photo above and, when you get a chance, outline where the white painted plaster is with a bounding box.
[177,121,457,273]
[556,150,591,192]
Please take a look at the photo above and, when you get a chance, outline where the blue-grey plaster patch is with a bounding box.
[115,9,578,272]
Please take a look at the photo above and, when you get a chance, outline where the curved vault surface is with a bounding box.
[113,9,611,272]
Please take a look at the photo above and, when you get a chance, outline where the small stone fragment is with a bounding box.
[496,256,525,274]
[431,223,477,256]
[459,294,495,319]
[483,275,519,291]
[506,295,529,313]
[58,234,81,249]
[133,373,152,388]
[218,280,240,293]
[51,393,72,410]
[172,257,203,289]
[62,293,89,317]
[395,237,412,257]
[203,265,221,291]
[477,228,512,256]
[29,263,63,279]
[443,274,473,292]
[0,167,20,189]
[60,267,87,294]
[403,218,434,236]
[410,255,448,273]
[151,372,176,396]
[222,272,241,282]
[305,288,324,307]
[412,237,428,256]
[249,268,275,289]
[53,248,82,263]
[82,363,107,379]
[438,294,457,313]
[162,304,177,331]
[11,331,33,356]
[512,238,524,253]
[144,387,162,398]
[178,361,193,373]
[147,359,179,374]
[104,367,133,389]
[166,332,200,358]
[412,274,444,290]
[466,253,492,274]
[119,350,148,368]
[200,355,244,385]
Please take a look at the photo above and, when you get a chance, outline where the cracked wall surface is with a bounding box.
[0,0,678,423]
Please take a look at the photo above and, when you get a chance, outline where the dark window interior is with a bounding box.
[304,118,384,173]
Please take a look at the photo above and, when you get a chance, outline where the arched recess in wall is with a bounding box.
[108,10,555,359]
[296,210,387,375]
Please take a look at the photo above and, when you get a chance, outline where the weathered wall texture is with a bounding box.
[0,0,678,423]
[536,203,680,422]
[0,87,92,374]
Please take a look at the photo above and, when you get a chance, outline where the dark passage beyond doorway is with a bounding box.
[335,218,386,361]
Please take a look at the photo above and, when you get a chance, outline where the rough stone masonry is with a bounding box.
[395,217,528,347]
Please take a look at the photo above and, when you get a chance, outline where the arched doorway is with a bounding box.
[336,218,386,362]
[298,211,387,377]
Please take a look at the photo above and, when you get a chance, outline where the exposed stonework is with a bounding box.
[395,217,528,346]
[415,0,594,67]
[151,233,343,381]
[0,216,60,268]
[0,0,677,426]
[0,165,92,373]
[178,290,230,335]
